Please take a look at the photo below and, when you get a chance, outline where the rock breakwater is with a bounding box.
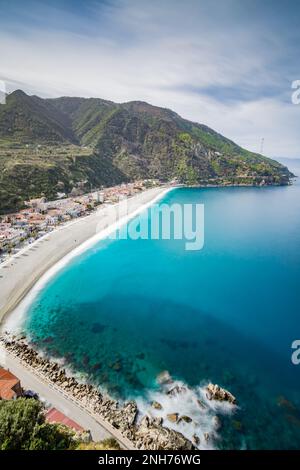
[0,334,194,450]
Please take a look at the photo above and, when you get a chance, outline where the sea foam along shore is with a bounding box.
[0,185,173,329]
[136,378,237,450]
[0,184,239,450]
[0,334,237,450]
[0,334,195,450]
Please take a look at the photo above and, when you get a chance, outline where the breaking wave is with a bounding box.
[136,377,237,449]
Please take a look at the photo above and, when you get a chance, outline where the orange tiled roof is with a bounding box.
[0,367,21,400]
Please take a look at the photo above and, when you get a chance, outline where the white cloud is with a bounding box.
[0,0,299,158]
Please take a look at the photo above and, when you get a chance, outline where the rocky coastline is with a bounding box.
[0,334,236,450]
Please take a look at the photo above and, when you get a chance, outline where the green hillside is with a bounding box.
[0,90,293,213]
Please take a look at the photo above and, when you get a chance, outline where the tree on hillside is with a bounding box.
[0,398,75,450]
[77,438,121,450]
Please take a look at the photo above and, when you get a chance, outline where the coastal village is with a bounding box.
[0,180,159,264]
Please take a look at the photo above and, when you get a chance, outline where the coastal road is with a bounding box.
[1,348,110,441]
[0,346,134,448]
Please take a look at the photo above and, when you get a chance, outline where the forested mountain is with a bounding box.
[0,90,292,213]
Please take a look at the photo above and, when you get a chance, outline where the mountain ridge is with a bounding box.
[0,89,293,214]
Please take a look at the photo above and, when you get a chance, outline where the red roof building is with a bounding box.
[0,367,22,400]
[45,407,84,432]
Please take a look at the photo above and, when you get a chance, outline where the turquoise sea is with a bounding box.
[14,159,300,449]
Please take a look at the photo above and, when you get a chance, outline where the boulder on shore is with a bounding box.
[179,415,192,424]
[151,401,163,410]
[167,385,187,396]
[167,413,179,423]
[135,416,194,450]
[206,383,236,404]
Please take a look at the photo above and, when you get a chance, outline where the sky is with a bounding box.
[0,0,299,158]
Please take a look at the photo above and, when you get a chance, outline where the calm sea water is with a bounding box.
[17,160,300,449]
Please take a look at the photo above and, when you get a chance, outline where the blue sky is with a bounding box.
[0,0,300,157]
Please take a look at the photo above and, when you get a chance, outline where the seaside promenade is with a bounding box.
[0,344,134,448]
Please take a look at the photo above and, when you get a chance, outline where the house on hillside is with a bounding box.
[0,367,22,400]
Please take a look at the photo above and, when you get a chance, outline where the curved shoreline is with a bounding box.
[0,185,173,329]
[0,184,241,450]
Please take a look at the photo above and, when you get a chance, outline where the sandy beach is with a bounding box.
[0,182,199,452]
[0,186,170,325]
[0,185,174,449]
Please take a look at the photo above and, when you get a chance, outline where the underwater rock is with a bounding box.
[65,352,75,362]
[222,369,235,384]
[112,361,122,371]
[285,414,300,427]
[82,354,89,366]
[232,420,243,432]
[192,434,200,446]
[91,322,106,334]
[136,352,145,360]
[277,395,297,412]
[157,370,173,385]
[42,336,54,344]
